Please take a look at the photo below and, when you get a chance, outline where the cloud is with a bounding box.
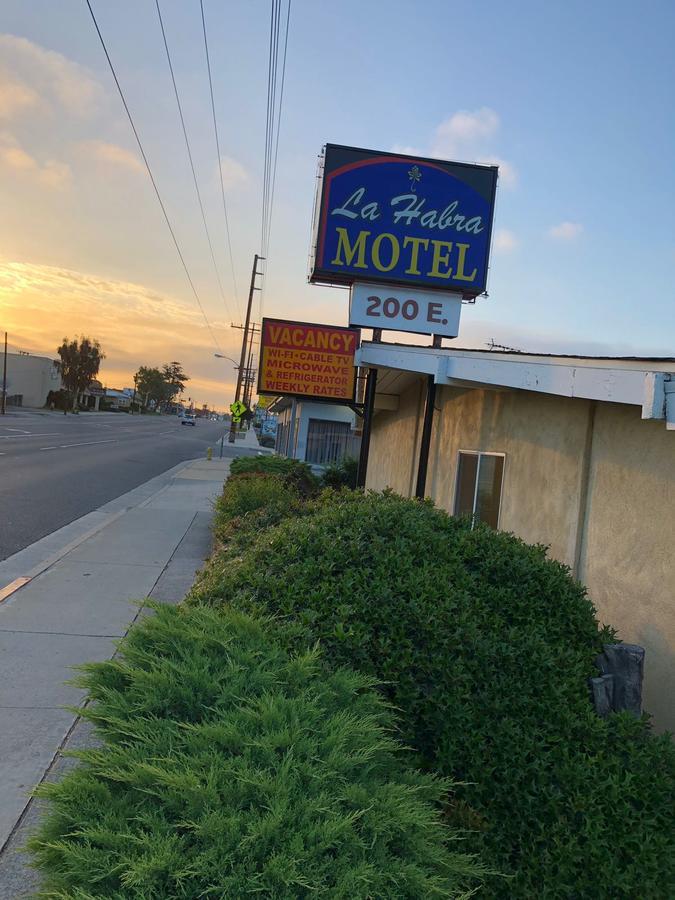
[0,260,239,406]
[391,143,423,157]
[78,140,143,174]
[218,155,248,190]
[548,221,583,240]
[0,133,71,188]
[395,108,517,189]
[0,75,39,118]
[0,34,102,117]
[493,229,518,252]
[431,107,500,157]
[477,155,518,189]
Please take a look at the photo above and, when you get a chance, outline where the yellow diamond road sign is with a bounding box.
[230,400,247,420]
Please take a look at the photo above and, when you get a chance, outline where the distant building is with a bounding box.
[356,342,675,733]
[270,397,360,468]
[1,351,61,407]
[103,388,131,410]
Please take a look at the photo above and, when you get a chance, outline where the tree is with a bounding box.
[134,366,171,410]
[161,361,189,404]
[57,337,104,412]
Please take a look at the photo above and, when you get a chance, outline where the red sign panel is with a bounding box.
[258,318,360,402]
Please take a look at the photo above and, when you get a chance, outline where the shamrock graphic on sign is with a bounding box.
[408,165,422,192]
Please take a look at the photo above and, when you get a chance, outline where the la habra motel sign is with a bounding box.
[263,143,499,491]
[310,144,498,299]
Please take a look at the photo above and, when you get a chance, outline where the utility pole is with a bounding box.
[229,254,263,442]
[243,347,254,410]
[1,332,7,416]
[231,321,261,412]
[244,311,256,410]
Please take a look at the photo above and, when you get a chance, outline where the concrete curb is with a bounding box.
[0,457,228,895]
[0,459,194,592]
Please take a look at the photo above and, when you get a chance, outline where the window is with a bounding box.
[305,419,358,465]
[454,451,505,528]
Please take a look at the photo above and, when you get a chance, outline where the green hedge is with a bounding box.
[194,489,675,898]
[212,472,302,544]
[30,604,486,898]
[322,456,359,490]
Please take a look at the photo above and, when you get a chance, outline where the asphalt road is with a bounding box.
[0,410,249,561]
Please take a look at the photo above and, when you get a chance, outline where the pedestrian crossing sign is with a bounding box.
[230,400,247,422]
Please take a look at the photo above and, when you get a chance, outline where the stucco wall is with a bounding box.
[367,379,424,496]
[366,379,675,732]
[579,403,675,731]
[4,353,61,408]
[429,386,592,567]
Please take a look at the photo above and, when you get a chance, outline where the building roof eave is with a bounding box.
[356,342,674,423]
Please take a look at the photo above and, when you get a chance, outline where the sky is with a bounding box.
[0,0,674,408]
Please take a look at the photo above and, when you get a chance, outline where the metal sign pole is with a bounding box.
[356,328,381,489]
[356,367,377,488]
[415,373,437,499]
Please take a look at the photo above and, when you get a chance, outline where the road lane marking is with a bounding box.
[60,439,118,448]
[4,428,31,433]
[0,432,62,440]
[39,439,118,451]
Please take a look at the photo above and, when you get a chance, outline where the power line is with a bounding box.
[268,0,291,253]
[155,0,235,325]
[259,0,291,319]
[84,0,223,353]
[200,0,241,322]
[261,1,279,264]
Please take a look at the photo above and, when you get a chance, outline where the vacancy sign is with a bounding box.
[350,283,462,338]
[258,318,360,402]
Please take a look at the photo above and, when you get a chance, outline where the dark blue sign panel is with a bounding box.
[311,144,498,296]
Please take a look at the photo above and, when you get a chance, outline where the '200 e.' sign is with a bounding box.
[311,144,498,297]
[350,283,462,338]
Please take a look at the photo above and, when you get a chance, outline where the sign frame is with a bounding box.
[257,316,360,405]
[310,143,498,298]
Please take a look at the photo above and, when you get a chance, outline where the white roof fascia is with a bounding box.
[355,344,672,420]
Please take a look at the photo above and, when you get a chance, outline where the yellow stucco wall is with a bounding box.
[428,385,591,566]
[366,379,675,732]
[367,380,425,497]
[579,403,675,731]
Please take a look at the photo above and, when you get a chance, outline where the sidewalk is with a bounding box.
[234,425,264,449]
[0,456,231,895]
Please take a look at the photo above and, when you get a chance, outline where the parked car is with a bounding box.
[182,413,196,426]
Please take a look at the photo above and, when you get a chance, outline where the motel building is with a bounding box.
[355,341,675,733]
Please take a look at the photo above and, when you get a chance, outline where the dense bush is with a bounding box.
[194,489,675,898]
[30,603,486,898]
[322,456,359,490]
[229,453,311,478]
[212,472,300,540]
[229,454,319,497]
